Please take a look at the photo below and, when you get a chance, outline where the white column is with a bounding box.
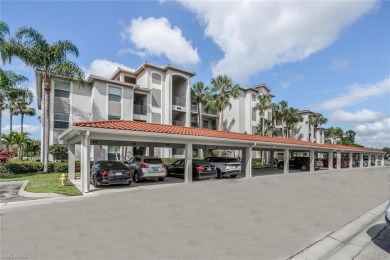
[359,152,364,168]
[368,154,372,168]
[184,143,193,183]
[81,132,91,193]
[349,152,353,168]
[381,154,385,166]
[68,144,75,180]
[336,151,341,170]
[309,150,315,172]
[244,147,252,178]
[283,148,290,174]
[204,146,213,158]
[328,152,333,170]
[185,83,191,127]
[148,146,155,157]
[375,154,379,166]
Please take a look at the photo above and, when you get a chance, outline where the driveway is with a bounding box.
[1,167,389,259]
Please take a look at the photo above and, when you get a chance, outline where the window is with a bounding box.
[108,86,121,102]
[54,113,69,129]
[108,115,121,120]
[252,126,257,134]
[252,108,257,121]
[107,146,119,161]
[54,81,70,98]
[152,73,162,85]
[251,94,256,101]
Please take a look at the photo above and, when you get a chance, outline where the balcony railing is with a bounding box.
[201,107,217,115]
[172,96,186,107]
[134,104,147,115]
[173,120,185,126]
[191,104,198,112]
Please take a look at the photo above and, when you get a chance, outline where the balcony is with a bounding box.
[172,96,186,107]
[201,107,217,116]
[134,104,147,115]
[191,104,198,112]
[173,120,185,126]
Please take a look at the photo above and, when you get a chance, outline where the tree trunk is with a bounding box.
[261,112,265,136]
[281,117,285,138]
[0,98,3,139]
[219,111,224,131]
[43,79,51,173]
[198,102,202,128]
[21,114,24,133]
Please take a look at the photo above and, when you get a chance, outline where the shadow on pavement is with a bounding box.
[366,223,390,253]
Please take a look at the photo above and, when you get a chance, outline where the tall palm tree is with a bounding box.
[0,21,9,42]
[269,103,280,137]
[191,82,209,128]
[254,93,271,135]
[15,88,36,133]
[1,26,84,172]
[278,100,288,138]
[4,87,26,132]
[326,126,343,144]
[343,130,356,145]
[285,108,303,138]
[207,75,240,131]
[1,132,15,150]
[11,131,31,160]
[308,113,328,143]
[0,69,28,137]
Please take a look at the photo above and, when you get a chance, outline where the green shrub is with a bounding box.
[161,158,178,165]
[53,162,68,173]
[252,158,263,168]
[5,161,43,174]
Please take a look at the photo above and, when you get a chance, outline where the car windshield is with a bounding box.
[144,158,163,164]
[225,158,239,162]
[193,160,209,166]
[99,161,127,169]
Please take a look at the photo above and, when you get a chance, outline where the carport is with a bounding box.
[58,120,386,193]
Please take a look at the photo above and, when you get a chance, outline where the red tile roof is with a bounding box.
[72,120,385,153]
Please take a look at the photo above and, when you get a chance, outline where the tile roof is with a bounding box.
[72,120,385,153]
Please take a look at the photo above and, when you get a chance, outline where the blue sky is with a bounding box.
[1,0,389,149]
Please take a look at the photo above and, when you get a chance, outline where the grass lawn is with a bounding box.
[0,173,82,196]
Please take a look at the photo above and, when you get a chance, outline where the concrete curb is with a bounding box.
[288,200,388,260]
[18,180,66,198]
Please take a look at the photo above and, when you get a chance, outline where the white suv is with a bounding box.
[204,157,241,179]
[126,156,167,183]
[386,202,390,227]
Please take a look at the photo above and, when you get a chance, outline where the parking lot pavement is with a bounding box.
[354,224,390,260]
[1,167,389,260]
[0,181,40,203]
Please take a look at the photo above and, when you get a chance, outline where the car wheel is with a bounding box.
[216,169,223,179]
[158,177,165,181]
[134,172,142,183]
[301,165,308,171]
[230,175,237,178]
[93,175,101,188]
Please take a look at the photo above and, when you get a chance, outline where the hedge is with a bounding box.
[2,161,81,174]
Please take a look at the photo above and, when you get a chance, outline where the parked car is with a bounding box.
[386,202,390,227]
[277,157,320,171]
[126,156,167,183]
[90,161,133,188]
[167,159,217,180]
[322,158,348,168]
[203,157,241,178]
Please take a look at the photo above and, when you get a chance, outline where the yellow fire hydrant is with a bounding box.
[59,173,68,186]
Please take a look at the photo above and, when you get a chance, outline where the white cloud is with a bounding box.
[176,0,377,83]
[279,74,304,89]
[354,117,390,148]
[318,77,390,110]
[330,58,350,71]
[83,59,135,78]
[331,109,383,123]
[2,124,40,134]
[122,17,200,66]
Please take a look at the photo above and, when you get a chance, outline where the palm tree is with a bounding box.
[343,130,356,145]
[269,103,280,137]
[278,101,288,138]
[191,82,210,128]
[308,113,328,143]
[4,87,26,132]
[0,69,28,137]
[0,21,9,42]
[25,139,40,160]
[254,93,271,135]
[11,131,31,160]
[207,75,240,131]
[326,126,343,144]
[1,26,84,172]
[284,108,303,138]
[15,88,36,133]
[1,132,15,150]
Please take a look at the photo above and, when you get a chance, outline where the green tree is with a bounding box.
[285,108,303,138]
[24,139,40,160]
[278,100,288,138]
[326,126,344,144]
[0,69,28,137]
[49,144,67,162]
[1,26,84,172]
[1,131,31,160]
[15,88,36,133]
[254,93,271,135]
[342,130,356,145]
[4,87,26,132]
[207,75,240,131]
[191,81,210,128]
[308,113,328,143]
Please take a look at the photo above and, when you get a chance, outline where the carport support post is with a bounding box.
[309,150,315,172]
[375,154,379,166]
[349,152,353,168]
[148,146,154,157]
[184,143,193,183]
[81,132,91,193]
[68,144,75,180]
[283,148,289,174]
[359,153,364,168]
[244,147,252,178]
[270,151,275,168]
[368,154,372,168]
[328,152,333,170]
[381,154,385,166]
[336,151,341,170]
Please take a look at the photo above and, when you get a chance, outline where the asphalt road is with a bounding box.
[1,167,389,260]
[355,224,390,259]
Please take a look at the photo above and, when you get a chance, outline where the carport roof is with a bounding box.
[66,120,384,154]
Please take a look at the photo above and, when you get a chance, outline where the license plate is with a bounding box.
[115,172,122,176]
[152,167,158,171]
